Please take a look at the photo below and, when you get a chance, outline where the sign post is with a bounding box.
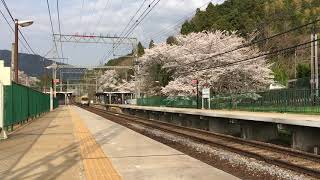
[192,79,199,109]
[202,88,211,109]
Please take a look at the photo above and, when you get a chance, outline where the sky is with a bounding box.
[0,0,222,66]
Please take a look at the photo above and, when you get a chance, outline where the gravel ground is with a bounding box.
[127,123,314,180]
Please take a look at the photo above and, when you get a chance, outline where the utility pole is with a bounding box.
[14,19,19,83]
[294,49,297,79]
[11,43,15,81]
[13,19,33,83]
[67,80,69,92]
[311,24,319,99]
[60,71,63,92]
[132,38,140,98]
[196,80,199,109]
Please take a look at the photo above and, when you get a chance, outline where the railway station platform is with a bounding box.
[106,104,320,153]
[0,106,238,180]
[109,104,320,128]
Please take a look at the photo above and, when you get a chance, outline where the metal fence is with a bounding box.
[3,82,58,131]
[137,89,320,114]
[137,96,200,108]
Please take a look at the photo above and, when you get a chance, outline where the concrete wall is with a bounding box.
[291,126,320,153]
[117,106,320,153]
[0,60,10,139]
[240,122,278,142]
[208,118,241,136]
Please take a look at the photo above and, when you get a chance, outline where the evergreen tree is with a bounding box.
[181,20,195,35]
[149,39,155,49]
[166,36,177,45]
[137,42,145,57]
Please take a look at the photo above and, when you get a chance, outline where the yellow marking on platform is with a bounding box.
[70,108,121,180]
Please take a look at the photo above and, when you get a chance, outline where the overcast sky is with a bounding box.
[0,0,222,66]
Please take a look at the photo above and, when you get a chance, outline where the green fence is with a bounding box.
[137,89,320,114]
[137,96,200,108]
[3,82,57,131]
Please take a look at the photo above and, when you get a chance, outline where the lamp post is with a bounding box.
[14,19,33,83]
[46,62,58,111]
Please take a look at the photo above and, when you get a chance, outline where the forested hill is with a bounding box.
[181,0,319,37]
[0,50,60,77]
[180,0,319,85]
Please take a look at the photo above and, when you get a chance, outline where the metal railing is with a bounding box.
[137,89,320,114]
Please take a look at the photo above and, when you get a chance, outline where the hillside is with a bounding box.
[180,0,320,85]
[0,50,61,77]
[105,55,133,66]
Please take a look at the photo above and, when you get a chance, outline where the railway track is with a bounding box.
[81,105,320,178]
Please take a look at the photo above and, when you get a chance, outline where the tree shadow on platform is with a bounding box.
[0,122,125,180]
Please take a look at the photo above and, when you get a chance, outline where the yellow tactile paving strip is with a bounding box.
[70,107,121,180]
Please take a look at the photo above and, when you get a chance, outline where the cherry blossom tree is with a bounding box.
[97,70,135,92]
[138,31,274,96]
[18,71,40,87]
[97,70,121,92]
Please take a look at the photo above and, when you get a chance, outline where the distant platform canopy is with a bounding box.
[95,91,133,96]
[95,92,135,105]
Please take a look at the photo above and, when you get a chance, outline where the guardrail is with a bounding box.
[3,82,58,131]
[137,89,320,114]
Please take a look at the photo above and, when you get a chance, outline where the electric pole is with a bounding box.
[311,24,319,101]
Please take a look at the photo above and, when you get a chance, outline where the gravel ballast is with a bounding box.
[129,123,313,180]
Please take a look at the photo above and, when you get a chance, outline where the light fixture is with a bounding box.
[17,20,34,27]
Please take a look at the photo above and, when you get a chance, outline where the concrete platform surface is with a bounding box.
[73,106,239,180]
[0,107,82,180]
[111,104,320,128]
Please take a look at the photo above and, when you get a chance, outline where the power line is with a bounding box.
[123,0,161,38]
[145,0,215,42]
[103,0,161,61]
[79,0,85,24]
[46,0,60,60]
[118,0,148,37]
[95,0,111,29]
[0,0,13,21]
[101,0,160,62]
[1,0,37,55]
[164,19,320,68]
[100,0,150,60]
[56,0,64,61]
[84,0,100,33]
[0,8,32,53]
[176,39,320,76]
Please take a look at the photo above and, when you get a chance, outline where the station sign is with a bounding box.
[202,88,210,98]
[191,79,198,85]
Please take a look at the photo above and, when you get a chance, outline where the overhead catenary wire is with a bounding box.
[84,0,100,33]
[118,0,148,38]
[144,0,216,43]
[122,0,161,39]
[79,0,85,25]
[106,0,156,57]
[56,0,64,62]
[94,0,111,29]
[101,0,160,62]
[46,0,60,60]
